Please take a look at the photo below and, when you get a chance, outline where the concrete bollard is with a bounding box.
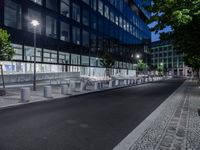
[20,87,30,102]
[80,81,86,92]
[44,86,52,98]
[127,79,131,85]
[70,81,76,92]
[115,80,119,86]
[109,80,113,88]
[124,79,127,85]
[61,84,68,95]
[94,82,99,90]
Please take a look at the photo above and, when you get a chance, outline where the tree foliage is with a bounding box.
[146,0,200,77]
[0,29,15,61]
[100,52,114,69]
[137,59,147,71]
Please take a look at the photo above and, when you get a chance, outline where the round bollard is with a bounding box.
[80,81,86,92]
[115,80,119,86]
[44,86,52,98]
[127,79,130,85]
[61,85,68,95]
[70,81,76,92]
[20,87,30,102]
[124,80,127,85]
[94,82,100,90]
[109,80,113,88]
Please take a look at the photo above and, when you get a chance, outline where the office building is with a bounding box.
[0,0,151,77]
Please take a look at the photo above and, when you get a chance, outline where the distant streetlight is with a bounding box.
[160,62,163,66]
[31,19,40,91]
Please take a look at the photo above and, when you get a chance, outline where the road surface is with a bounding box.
[0,78,185,150]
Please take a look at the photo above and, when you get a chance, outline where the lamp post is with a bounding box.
[136,54,140,76]
[31,20,40,91]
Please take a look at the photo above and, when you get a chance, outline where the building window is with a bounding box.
[46,16,57,39]
[60,0,70,18]
[98,0,103,15]
[104,5,109,19]
[82,30,89,47]
[4,0,22,29]
[59,52,70,64]
[12,44,23,60]
[82,9,89,26]
[72,27,80,45]
[91,0,97,10]
[71,54,80,65]
[72,3,80,22]
[82,0,89,5]
[115,15,119,26]
[60,21,70,42]
[90,34,96,52]
[110,10,115,23]
[81,55,89,66]
[43,49,57,63]
[46,0,58,11]
[24,46,42,62]
[27,8,41,33]
[91,15,97,29]
[30,0,43,5]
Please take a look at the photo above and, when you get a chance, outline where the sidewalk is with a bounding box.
[113,79,200,150]
[0,79,143,109]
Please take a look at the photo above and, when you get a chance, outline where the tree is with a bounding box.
[146,0,200,78]
[0,29,15,61]
[100,52,114,78]
[0,28,15,93]
[184,54,200,80]
[137,59,147,73]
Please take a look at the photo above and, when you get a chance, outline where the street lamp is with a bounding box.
[135,54,140,76]
[31,20,40,91]
[136,54,140,59]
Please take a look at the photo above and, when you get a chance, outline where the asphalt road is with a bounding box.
[0,78,185,150]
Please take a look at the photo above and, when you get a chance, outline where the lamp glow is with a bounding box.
[31,20,40,27]
[136,54,140,59]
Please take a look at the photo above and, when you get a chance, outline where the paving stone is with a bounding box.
[117,80,200,150]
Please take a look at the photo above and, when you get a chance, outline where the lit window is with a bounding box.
[59,52,70,64]
[43,49,57,63]
[24,46,42,62]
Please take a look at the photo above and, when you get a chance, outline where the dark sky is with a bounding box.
[149,22,172,42]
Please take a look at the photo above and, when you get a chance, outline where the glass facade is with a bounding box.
[1,0,151,76]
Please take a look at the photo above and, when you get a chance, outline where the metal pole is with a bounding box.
[33,27,36,91]
[172,48,174,77]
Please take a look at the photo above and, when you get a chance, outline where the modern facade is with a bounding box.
[151,41,190,76]
[0,0,151,77]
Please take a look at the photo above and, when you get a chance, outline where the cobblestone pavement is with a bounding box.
[114,79,200,150]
